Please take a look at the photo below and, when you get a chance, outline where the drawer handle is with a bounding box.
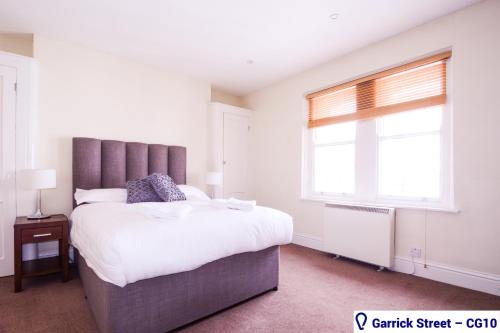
[33,233,52,238]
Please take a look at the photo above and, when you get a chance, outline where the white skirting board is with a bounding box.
[292,232,500,297]
[392,256,500,296]
[292,232,324,252]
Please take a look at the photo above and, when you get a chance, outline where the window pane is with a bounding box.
[378,134,440,199]
[313,121,356,144]
[314,144,355,194]
[377,106,442,137]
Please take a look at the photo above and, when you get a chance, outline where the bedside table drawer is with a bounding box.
[22,226,62,243]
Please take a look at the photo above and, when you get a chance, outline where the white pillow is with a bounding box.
[74,188,127,205]
[177,185,210,201]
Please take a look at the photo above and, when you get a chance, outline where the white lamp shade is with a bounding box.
[206,171,223,186]
[20,169,57,190]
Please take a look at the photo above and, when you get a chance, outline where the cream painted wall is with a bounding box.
[0,32,33,57]
[243,0,500,276]
[33,35,211,220]
[211,88,243,107]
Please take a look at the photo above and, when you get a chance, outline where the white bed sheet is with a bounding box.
[70,201,293,287]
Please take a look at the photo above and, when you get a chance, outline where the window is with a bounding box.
[377,107,443,199]
[312,122,356,194]
[304,52,453,209]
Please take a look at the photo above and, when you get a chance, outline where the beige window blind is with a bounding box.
[307,51,451,128]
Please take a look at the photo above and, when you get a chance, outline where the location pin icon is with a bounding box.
[355,312,368,331]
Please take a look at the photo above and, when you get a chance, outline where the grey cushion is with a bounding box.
[147,173,186,202]
[126,178,162,203]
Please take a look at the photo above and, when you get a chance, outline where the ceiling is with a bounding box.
[0,0,480,95]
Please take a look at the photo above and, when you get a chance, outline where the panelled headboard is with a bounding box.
[72,137,186,207]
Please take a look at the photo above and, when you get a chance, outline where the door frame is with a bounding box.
[0,63,17,276]
[207,102,252,199]
[0,51,37,275]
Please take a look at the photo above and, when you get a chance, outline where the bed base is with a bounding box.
[77,246,279,333]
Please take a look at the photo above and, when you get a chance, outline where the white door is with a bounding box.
[223,113,249,199]
[0,65,17,277]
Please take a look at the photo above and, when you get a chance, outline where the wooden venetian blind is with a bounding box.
[307,51,451,128]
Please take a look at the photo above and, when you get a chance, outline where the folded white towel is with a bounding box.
[227,197,256,211]
[210,199,228,209]
[209,198,257,211]
[131,202,193,220]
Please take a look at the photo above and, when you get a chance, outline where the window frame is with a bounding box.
[301,58,455,211]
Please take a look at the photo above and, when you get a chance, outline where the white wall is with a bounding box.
[33,35,211,220]
[243,0,500,278]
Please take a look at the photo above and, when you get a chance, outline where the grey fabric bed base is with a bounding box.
[77,246,279,333]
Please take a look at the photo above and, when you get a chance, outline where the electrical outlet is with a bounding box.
[409,247,422,258]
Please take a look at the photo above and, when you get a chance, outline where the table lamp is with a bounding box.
[206,171,222,199]
[20,169,56,219]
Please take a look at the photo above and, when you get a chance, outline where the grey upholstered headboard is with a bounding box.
[72,137,186,207]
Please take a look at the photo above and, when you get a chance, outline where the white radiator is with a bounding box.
[323,204,395,269]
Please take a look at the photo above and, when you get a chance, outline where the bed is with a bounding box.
[71,137,292,333]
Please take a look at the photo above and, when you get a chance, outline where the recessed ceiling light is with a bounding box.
[329,13,339,20]
[246,59,254,65]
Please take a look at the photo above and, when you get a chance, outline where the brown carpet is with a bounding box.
[1,244,499,333]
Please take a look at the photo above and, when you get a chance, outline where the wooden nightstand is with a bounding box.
[14,214,70,292]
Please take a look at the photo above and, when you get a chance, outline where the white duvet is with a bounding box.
[70,201,293,287]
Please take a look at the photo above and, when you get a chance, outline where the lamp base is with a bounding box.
[27,212,52,220]
[28,193,52,219]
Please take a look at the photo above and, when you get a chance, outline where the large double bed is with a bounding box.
[71,137,293,333]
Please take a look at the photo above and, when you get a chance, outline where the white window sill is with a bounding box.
[300,196,460,213]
